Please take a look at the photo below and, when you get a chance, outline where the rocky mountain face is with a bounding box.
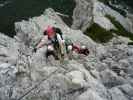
[0,1,133,100]
[72,0,133,33]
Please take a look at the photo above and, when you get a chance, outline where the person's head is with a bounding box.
[67,45,73,51]
[46,26,54,34]
[81,45,86,49]
[44,26,56,38]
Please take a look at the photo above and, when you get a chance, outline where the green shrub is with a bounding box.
[128,42,133,45]
[85,14,133,44]
[105,14,133,41]
[85,23,114,43]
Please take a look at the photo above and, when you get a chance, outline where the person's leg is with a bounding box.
[46,45,59,60]
[45,49,50,63]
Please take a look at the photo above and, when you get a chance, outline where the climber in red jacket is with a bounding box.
[34,26,66,60]
[66,43,90,56]
[73,45,90,56]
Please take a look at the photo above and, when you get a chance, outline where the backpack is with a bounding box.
[54,27,63,39]
[49,27,64,49]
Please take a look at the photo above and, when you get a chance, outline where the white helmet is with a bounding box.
[81,45,86,49]
[68,45,73,51]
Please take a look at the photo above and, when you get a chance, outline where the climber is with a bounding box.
[73,45,89,56]
[34,26,66,60]
[65,39,90,57]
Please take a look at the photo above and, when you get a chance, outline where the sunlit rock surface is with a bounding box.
[0,8,133,100]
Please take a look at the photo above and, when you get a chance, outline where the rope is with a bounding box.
[17,69,58,100]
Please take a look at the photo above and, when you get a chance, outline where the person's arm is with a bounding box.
[36,36,48,49]
[73,45,80,53]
